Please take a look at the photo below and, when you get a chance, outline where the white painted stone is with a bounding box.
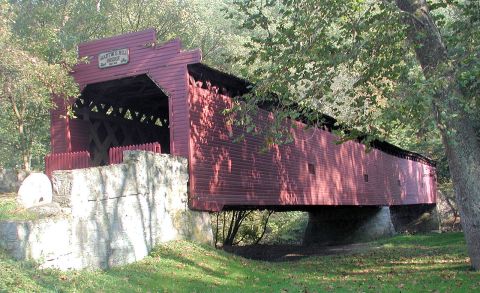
[17,173,52,208]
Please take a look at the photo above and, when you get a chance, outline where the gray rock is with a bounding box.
[27,202,62,217]
[17,173,52,208]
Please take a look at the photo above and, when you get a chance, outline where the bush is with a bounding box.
[212,210,309,246]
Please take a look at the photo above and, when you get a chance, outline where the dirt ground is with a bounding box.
[222,242,373,261]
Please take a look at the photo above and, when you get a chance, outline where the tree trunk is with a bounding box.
[18,122,31,171]
[7,92,31,171]
[214,212,220,248]
[22,150,31,172]
[396,0,480,270]
[223,211,251,246]
[254,211,274,245]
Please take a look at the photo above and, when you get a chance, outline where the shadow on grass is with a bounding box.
[0,232,478,293]
[376,232,465,248]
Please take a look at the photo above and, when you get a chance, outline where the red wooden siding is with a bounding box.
[45,143,161,177]
[50,97,70,153]
[109,142,161,164]
[69,118,90,152]
[50,29,201,158]
[188,78,437,211]
[45,151,91,178]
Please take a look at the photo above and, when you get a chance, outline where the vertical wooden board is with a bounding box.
[50,97,69,153]
[151,66,187,157]
[70,119,90,152]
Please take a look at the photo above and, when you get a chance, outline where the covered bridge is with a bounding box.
[46,29,437,214]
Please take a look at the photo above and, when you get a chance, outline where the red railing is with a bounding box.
[45,151,91,178]
[45,143,161,177]
[108,142,161,165]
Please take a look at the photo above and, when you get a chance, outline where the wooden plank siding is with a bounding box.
[187,77,437,211]
[50,29,201,158]
[50,97,70,153]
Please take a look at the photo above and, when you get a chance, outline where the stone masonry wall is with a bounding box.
[0,151,213,270]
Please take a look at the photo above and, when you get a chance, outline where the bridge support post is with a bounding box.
[303,206,395,245]
[389,203,440,233]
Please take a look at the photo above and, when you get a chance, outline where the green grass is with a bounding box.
[0,193,38,221]
[0,232,478,292]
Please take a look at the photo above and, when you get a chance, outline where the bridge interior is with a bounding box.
[72,75,170,165]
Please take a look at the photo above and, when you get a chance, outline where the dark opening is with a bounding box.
[308,163,315,175]
[363,174,369,182]
[73,74,170,166]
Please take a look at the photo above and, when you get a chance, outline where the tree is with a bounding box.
[10,0,251,74]
[213,210,275,246]
[231,0,480,269]
[395,0,480,270]
[0,2,78,170]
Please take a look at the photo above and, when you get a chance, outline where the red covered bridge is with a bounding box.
[47,29,437,212]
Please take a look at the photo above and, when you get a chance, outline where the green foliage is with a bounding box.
[9,0,252,73]
[0,0,475,175]
[0,1,79,170]
[0,233,478,292]
[213,210,308,246]
[229,0,411,135]
[262,211,308,244]
[213,210,271,245]
[229,0,478,167]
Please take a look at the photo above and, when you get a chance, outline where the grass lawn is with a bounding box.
[0,193,39,221]
[0,232,478,292]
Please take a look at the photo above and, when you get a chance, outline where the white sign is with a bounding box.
[98,48,129,68]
